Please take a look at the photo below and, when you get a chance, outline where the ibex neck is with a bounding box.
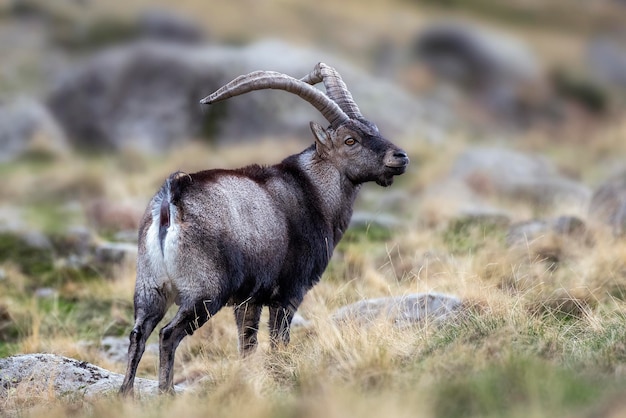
[296,147,360,243]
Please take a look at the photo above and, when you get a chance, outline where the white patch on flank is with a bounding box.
[162,205,180,279]
[144,195,180,287]
[145,216,167,281]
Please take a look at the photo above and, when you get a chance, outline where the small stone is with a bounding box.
[332,292,462,327]
[589,169,626,235]
[506,216,587,247]
[290,312,311,329]
[94,242,137,265]
[34,287,57,299]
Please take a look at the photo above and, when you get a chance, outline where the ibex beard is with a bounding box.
[120,63,409,395]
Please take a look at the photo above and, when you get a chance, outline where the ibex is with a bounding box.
[120,63,409,395]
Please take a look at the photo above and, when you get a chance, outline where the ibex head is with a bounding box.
[201,62,409,186]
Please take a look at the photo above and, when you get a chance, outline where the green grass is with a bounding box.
[431,357,606,418]
[442,215,508,255]
[0,232,54,277]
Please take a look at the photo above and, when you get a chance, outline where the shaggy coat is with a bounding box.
[120,74,409,396]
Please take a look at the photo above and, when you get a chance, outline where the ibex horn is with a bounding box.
[300,62,363,120]
[200,70,349,129]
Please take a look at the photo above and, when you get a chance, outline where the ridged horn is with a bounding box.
[300,62,363,120]
[200,70,349,128]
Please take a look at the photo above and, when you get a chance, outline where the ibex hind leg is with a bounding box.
[269,304,299,349]
[234,303,263,356]
[120,287,169,396]
[157,297,226,394]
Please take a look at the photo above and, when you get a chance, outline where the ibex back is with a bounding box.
[120,63,409,395]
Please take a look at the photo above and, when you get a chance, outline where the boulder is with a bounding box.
[332,292,462,327]
[290,312,311,329]
[100,336,158,364]
[449,147,591,208]
[46,41,213,151]
[93,242,137,266]
[350,211,402,230]
[0,353,182,399]
[0,222,137,280]
[414,21,540,90]
[46,39,450,152]
[57,238,137,275]
[136,9,207,45]
[0,97,68,162]
[412,21,544,126]
[588,170,626,235]
[587,35,626,89]
[0,228,54,278]
[85,198,144,233]
[418,178,508,226]
[506,216,587,247]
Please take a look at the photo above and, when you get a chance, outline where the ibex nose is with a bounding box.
[394,150,410,166]
[385,150,409,169]
[394,151,409,160]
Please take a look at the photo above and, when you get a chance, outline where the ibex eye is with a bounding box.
[345,138,356,146]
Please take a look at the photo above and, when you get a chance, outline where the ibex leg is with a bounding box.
[234,302,263,356]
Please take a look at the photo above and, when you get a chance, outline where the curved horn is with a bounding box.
[200,70,349,128]
[300,62,363,120]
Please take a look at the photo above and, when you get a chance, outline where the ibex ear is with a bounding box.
[310,121,332,156]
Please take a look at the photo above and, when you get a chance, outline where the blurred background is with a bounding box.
[2,0,626,245]
[1,0,625,155]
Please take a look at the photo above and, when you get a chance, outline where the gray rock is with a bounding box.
[450,147,591,208]
[589,170,626,235]
[101,336,130,364]
[452,147,554,187]
[332,292,462,327]
[113,230,140,244]
[0,206,26,232]
[137,9,207,44]
[290,312,311,329]
[413,21,542,126]
[18,229,53,250]
[414,21,539,87]
[362,189,413,213]
[59,226,96,258]
[85,198,144,232]
[94,242,137,265]
[46,39,451,152]
[0,353,182,399]
[0,97,68,162]
[46,41,209,151]
[34,287,57,299]
[0,224,139,281]
[506,216,587,247]
[419,178,503,223]
[350,211,403,230]
[0,228,54,277]
[454,208,512,228]
[100,336,158,365]
[587,35,626,89]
